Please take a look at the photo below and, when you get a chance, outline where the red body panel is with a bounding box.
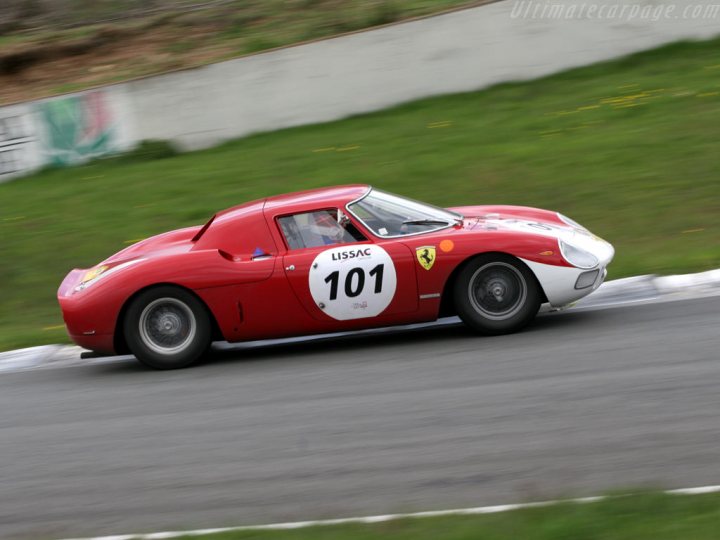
[58,185,572,354]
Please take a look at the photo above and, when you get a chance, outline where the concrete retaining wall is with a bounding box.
[0,86,135,181]
[2,0,720,181]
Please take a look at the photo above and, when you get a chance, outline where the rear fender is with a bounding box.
[113,283,224,355]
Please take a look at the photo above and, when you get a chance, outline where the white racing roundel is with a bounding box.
[309,245,397,320]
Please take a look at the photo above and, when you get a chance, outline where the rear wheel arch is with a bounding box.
[114,283,223,355]
[438,252,547,318]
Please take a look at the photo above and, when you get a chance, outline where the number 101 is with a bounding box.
[324,264,384,300]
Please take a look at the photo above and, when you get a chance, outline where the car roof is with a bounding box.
[191,185,372,247]
[263,184,369,213]
[216,184,370,221]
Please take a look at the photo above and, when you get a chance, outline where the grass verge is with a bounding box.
[1,37,719,351]
[128,491,720,539]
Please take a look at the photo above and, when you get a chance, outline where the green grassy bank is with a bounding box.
[1,37,719,351]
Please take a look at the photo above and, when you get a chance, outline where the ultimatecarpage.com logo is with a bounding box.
[510,1,720,20]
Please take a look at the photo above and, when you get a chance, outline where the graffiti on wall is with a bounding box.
[0,89,128,181]
[0,113,34,179]
[35,91,115,166]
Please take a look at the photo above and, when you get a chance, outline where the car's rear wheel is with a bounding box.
[124,286,211,369]
[453,254,541,335]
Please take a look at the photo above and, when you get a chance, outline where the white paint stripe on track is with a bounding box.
[57,485,720,540]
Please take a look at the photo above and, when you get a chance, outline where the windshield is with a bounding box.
[347,189,462,238]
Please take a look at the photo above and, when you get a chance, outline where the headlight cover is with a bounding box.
[559,240,598,269]
[557,212,587,231]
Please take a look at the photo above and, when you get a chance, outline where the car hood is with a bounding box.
[448,205,614,263]
[448,205,563,224]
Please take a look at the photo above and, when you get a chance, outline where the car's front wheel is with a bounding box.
[453,254,541,335]
[124,286,212,369]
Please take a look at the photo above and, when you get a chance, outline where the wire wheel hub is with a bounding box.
[138,298,197,355]
[468,262,527,320]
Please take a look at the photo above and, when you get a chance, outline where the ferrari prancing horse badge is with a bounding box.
[416,246,436,270]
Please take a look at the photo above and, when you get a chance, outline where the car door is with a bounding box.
[278,209,419,324]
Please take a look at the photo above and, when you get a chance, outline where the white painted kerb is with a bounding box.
[57,484,720,540]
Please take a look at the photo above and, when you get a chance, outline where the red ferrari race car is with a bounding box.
[58,185,614,369]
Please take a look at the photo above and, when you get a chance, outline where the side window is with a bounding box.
[278,209,366,250]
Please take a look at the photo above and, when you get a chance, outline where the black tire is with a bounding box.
[123,286,212,370]
[453,254,541,335]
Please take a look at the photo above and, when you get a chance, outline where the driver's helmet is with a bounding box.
[308,210,346,244]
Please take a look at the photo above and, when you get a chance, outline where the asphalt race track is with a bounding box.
[1,297,719,539]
